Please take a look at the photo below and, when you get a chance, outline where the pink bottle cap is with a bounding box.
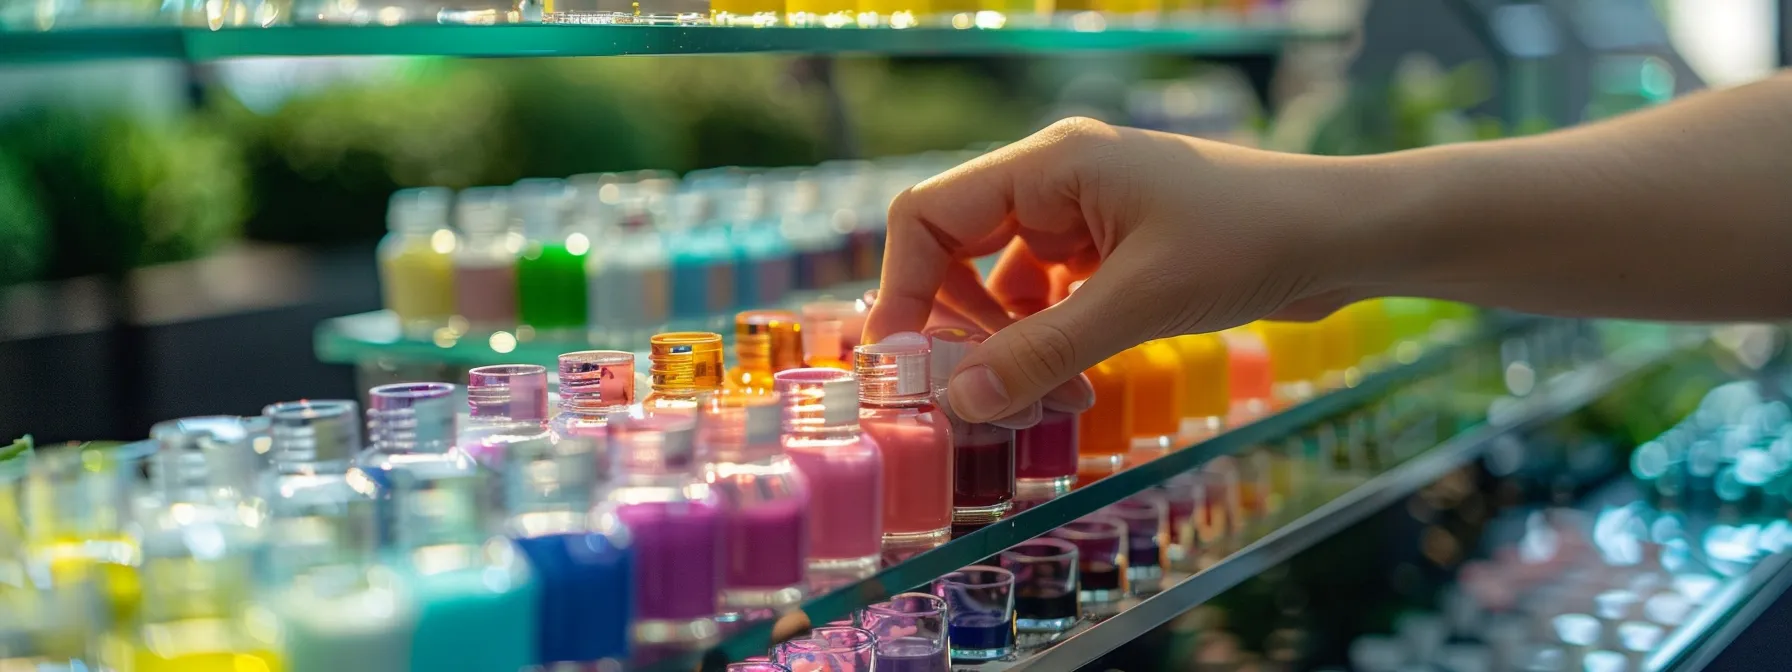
[854,332,932,404]
[773,368,860,427]
[924,326,987,389]
[558,350,636,415]
[466,364,550,422]
[607,411,698,473]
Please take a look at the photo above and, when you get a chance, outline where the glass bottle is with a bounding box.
[800,299,868,370]
[1015,408,1079,497]
[552,350,637,445]
[260,400,416,672]
[597,413,725,650]
[701,391,810,624]
[1221,328,1274,424]
[1252,320,1322,407]
[378,187,456,337]
[781,172,851,290]
[667,190,738,322]
[712,0,779,25]
[1317,308,1359,390]
[450,186,519,333]
[1078,353,1133,485]
[586,188,673,343]
[354,382,477,546]
[926,326,1014,525]
[729,309,805,394]
[774,368,883,574]
[459,364,554,469]
[1163,334,1229,443]
[120,416,278,672]
[392,465,537,672]
[855,333,953,546]
[1122,341,1184,461]
[22,447,137,659]
[503,429,633,668]
[644,331,726,414]
[515,178,589,335]
[729,174,797,306]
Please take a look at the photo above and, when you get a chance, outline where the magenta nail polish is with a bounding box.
[926,327,1014,525]
[774,368,883,574]
[1016,409,1079,495]
[699,391,810,623]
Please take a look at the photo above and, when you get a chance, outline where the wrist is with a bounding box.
[1307,148,1465,299]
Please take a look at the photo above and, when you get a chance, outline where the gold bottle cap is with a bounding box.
[650,332,725,394]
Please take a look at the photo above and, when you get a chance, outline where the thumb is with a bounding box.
[944,271,1149,423]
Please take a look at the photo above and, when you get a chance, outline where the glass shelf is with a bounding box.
[620,318,1683,672]
[0,21,1340,62]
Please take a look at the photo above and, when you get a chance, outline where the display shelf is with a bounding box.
[634,318,1672,671]
[0,21,1341,62]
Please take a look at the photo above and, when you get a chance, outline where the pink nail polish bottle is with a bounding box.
[925,326,1014,525]
[775,368,884,573]
[855,333,954,546]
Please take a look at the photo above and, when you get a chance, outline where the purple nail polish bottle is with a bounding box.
[699,391,811,626]
[597,412,725,651]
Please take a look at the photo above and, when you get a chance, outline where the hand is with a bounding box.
[864,117,1368,423]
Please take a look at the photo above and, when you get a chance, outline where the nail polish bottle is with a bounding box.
[1078,353,1133,485]
[927,327,1014,525]
[726,174,797,307]
[459,364,554,469]
[1317,308,1359,390]
[356,382,477,546]
[125,416,278,672]
[378,187,456,337]
[666,189,738,321]
[1164,334,1230,443]
[551,350,636,446]
[261,401,416,672]
[855,334,954,546]
[22,447,138,656]
[1016,408,1079,498]
[503,429,632,668]
[729,310,805,394]
[450,187,518,333]
[1251,321,1322,406]
[514,178,589,335]
[800,299,868,370]
[585,187,673,343]
[700,391,810,623]
[1122,341,1185,461]
[775,368,884,573]
[1220,328,1274,425]
[392,466,538,672]
[1349,299,1396,371]
[598,413,725,650]
[645,332,727,414]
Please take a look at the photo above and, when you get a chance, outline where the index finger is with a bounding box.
[866,125,1094,342]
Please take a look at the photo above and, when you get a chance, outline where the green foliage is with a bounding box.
[0,109,247,279]
[0,149,50,285]
[837,58,1035,158]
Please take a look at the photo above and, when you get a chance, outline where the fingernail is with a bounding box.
[949,365,1010,422]
[1042,373,1095,413]
[990,402,1043,430]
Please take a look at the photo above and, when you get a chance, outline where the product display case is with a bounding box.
[5,1,1788,670]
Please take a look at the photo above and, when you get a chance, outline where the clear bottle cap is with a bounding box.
[699,390,783,462]
[774,368,860,429]
[650,332,725,395]
[608,412,699,474]
[263,399,362,466]
[366,382,457,454]
[467,364,550,422]
[924,326,986,389]
[560,350,636,416]
[391,465,493,550]
[149,415,267,498]
[735,310,805,374]
[455,186,512,237]
[511,178,570,241]
[854,332,932,404]
[388,187,453,233]
[503,434,595,515]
